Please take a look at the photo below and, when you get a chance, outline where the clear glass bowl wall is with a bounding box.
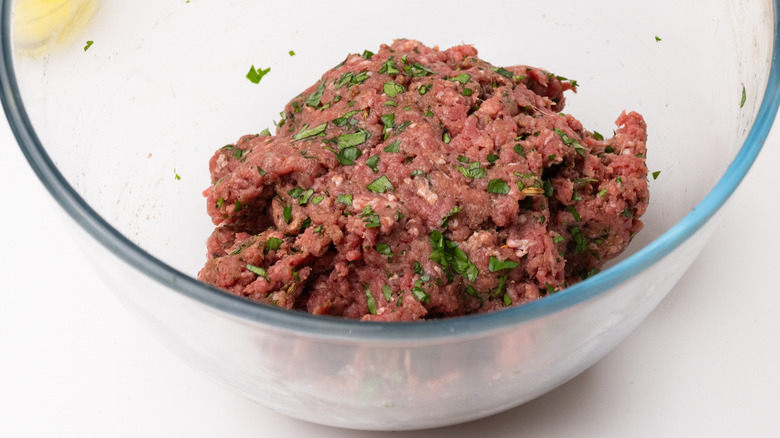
[3,0,777,430]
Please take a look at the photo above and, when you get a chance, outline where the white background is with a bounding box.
[1,115,779,437]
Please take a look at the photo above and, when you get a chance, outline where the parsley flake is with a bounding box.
[337,130,368,148]
[337,194,353,206]
[440,205,460,228]
[246,264,269,280]
[84,40,93,51]
[488,256,519,272]
[265,237,283,252]
[384,140,401,153]
[652,170,661,180]
[366,175,394,193]
[429,230,479,282]
[383,81,405,97]
[293,123,327,140]
[305,80,326,107]
[487,179,510,194]
[246,65,270,84]
[448,73,471,84]
[740,85,747,108]
[382,285,393,301]
[366,155,380,172]
[365,284,378,315]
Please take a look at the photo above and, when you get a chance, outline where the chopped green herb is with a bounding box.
[621,207,633,218]
[741,85,746,108]
[283,205,292,224]
[84,40,93,51]
[545,283,555,294]
[300,217,311,230]
[655,36,662,42]
[376,243,393,256]
[305,80,326,107]
[455,161,487,179]
[246,264,269,279]
[298,188,314,205]
[360,205,381,228]
[487,179,510,194]
[448,73,471,84]
[328,145,362,166]
[265,237,283,252]
[566,205,582,222]
[440,205,460,228]
[418,84,432,95]
[488,256,519,272]
[384,140,401,152]
[246,65,270,84]
[173,169,181,180]
[411,279,430,303]
[413,261,424,275]
[554,128,587,157]
[410,169,425,177]
[543,179,554,197]
[337,130,368,148]
[491,67,514,79]
[380,113,395,128]
[366,175,394,193]
[216,197,225,208]
[442,132,451,144]
[288,187,304,199]
[289,50,296,56]
[378,57,400,75]
[429,230,479,282]
[366,155,380,172]
[597,188,608,197]
[652,170,661,180]
[513,143,526,157]
[361,50,374,60]
[312,195,324,205]
[383,81,405,97]
[332,110,361,127]
[465,285,480,299]
[233,201,243,213]
[592,131,604,140]
[404,62,436,77]
[502,292,512,307]
[570,226,588,253]
[337,194,353,206]
[293,123,327,140]
[382,285,393,301]
[616,176,623,184]
[462,87,473,96]
[365,284,378,315]
[552,234,565,244]
[384,100,398,107]
[487,154,499,163]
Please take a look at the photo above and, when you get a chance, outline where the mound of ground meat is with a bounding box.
[198,39,649,321]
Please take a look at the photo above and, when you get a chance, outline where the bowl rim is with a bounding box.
[2,1,779,341]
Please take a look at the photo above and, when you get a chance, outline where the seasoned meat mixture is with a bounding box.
[198,40,649,321]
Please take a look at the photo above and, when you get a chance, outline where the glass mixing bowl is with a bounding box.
[2,0,778,431]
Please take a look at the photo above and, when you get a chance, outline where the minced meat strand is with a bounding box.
[198,39,649,321]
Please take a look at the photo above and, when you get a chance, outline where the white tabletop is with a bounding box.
[1,114,779,437]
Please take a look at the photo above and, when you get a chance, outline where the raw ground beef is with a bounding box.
[198,39,649,321]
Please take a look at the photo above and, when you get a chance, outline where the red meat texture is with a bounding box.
[198,39,649,321]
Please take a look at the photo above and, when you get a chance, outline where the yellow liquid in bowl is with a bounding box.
[13,0,99,55]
